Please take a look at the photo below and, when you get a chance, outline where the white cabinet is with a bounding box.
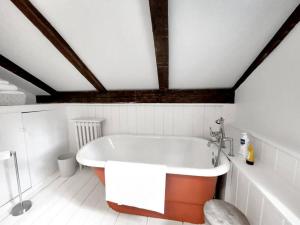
[22,109,69,186]
[0,113,31,207]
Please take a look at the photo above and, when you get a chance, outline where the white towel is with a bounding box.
[0,83,18,91]
[0,91,24,95]
[0,151,12,161]
[105,161,167,214]
[0,79,9,85]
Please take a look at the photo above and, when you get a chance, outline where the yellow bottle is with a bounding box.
[246,144,255,165]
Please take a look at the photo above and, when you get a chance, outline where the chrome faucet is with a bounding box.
[208,117,234,167]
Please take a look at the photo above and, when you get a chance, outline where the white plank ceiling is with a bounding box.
[169,0,300,89]
[30,0,159,90]
[0,0,299,93]
[0,0,95,92]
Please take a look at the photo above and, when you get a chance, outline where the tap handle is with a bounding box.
[210,127,218,137]
[215,117,224,125]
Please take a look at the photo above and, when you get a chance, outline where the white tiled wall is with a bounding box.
[228,164,289,225]
[226,126,300,225]
[65,103,234,152]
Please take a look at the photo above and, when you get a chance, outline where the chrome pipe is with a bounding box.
[10,151,32,216]
[12,152,23,207]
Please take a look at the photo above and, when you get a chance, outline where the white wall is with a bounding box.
[0,105,69,218]
[234,23,300,153]
[66,104,235,153]
[228,23,300,225]
[0,113,31,207]
[22,109,69,186]
[226,126,300,225]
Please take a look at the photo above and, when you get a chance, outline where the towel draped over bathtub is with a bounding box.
[105,161,167,214]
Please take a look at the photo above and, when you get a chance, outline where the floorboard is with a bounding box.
[0,169,201,225]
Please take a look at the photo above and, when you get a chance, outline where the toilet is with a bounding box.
[204,200,250,225]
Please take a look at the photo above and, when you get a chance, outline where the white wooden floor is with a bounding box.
[0,169,199,225]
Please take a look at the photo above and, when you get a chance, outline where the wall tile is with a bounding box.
[163,106,174,135]
[119,105,129,134]
[67,104,226,139]
[66,104,227,152]
[136,105,147,134]
[261,143,277,170]
[246,184,263,225]
[142,105,155,134]
[127,105,137,134]
[261,199,285,225]
[102,105,113,135]
[110,105,120,134]
[154,106,164,135]
[294,161,300,188]
[283,219,292,225]
[182,106,194,137]
[191,105,204,137]
[236,171,249,214]
[225,125,300,225]
[229,164,238,205]
[172,106,185,136]
[275,151,297,184]
[95,105,104,118]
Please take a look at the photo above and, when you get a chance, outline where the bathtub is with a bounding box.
[76,135,230,224]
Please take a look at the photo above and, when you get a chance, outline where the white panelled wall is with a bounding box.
[1,102,299,225]
[65,104,235,153]
[0,113,31,207]
[22,109,69,186]
[224,23,300,225]
[0,105,69,219]
[225,126,300,225]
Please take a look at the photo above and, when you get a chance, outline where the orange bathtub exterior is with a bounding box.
[94,168,217,224]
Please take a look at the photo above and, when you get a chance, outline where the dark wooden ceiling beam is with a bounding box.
[36,89,234,103]
[233,4,300,90]
[0,55,57,95]
[149,0,169,90]
[11,0,106,92]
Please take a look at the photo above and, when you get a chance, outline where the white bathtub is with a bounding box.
[76,134,230,224]
[76,135,230,177]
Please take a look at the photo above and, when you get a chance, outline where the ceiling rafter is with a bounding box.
[149,0,169,91]
[233,4,300,90]
[10,0,106,92]
[36,89,234,103]
[0,54,57,95]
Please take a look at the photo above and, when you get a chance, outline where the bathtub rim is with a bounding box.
[76,134,230,177]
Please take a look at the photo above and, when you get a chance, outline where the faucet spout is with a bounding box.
[208,117,234,166]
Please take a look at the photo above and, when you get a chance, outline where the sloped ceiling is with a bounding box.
[0,0,299,94]
[0,0,95,91]
[30,0,159,90]
[0,66,47,95]
[169,0,300,88]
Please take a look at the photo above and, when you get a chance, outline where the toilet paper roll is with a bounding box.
[0,151,12,161]
[0,83,18,91]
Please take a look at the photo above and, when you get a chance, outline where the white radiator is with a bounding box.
[72,118,105,151]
